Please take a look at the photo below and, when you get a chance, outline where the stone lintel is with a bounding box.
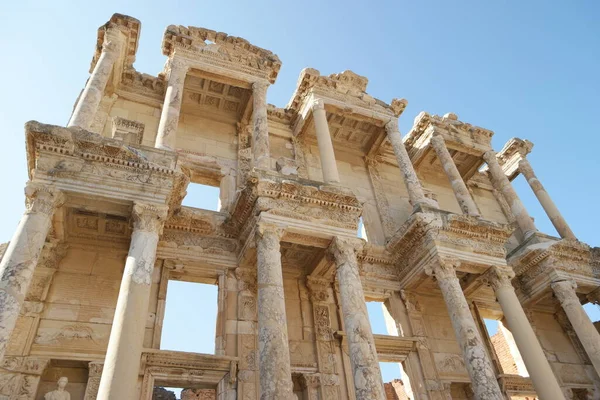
[162,25,281,84]
[495,137,534,181]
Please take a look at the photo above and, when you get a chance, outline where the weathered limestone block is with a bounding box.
[256,224,294,398]
[252,81,271,170]
[330,237,386,400]
[426,260,503,400]
[0,184,64,362]
[96,203,168,400]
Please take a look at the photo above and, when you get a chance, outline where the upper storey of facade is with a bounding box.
[26,13,598,305]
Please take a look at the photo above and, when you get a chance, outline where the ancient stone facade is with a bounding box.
[0,13,598,400]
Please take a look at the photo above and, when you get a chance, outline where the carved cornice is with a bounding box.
[267,104,293,125]
[491,137,534,180]
[162,25,281,83]
[287,69,404,126]
[91,14,140,74]
[141,349,237,372]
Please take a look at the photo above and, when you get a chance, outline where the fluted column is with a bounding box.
[486,267,563,400]
[426,260,503,400]
[68,37,122,130]
[255,224,294,398]
[384,119,434,209]
[155,58,189,150]
[518,158,575,239]
[97,203,167,400]
[312,99,340,184]
[483,150,536,237]
[252,81,271,170]
[0,183,64,361]
[330,237,385,400]
[551,280,600,375]
[430,135,479,216]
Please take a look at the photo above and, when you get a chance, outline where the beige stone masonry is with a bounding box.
[483,150,536,237]
[518,158,575,239]
[252,81,271,170]
[330,237,386,400]
[426,260,504,400]
[0,183,64,362]
[430,134,479,216]
[485,266,563,399]
[255,223,294,398]
[96,202,168,400]
[68,32,122,130]
[155,57,189,150]
[551,280,600,376]
[384,119,434,209]
[312,98,340,184]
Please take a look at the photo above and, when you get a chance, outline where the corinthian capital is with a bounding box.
[384,118,399,134]
[311,98,325,111]
[329,237,363,266]
[132,202,168,234]
[551,280,578,305]
[482,266,516,292]
[425,257,460,280]
[24,183,65,216]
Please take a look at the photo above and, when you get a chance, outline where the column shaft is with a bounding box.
[68,40,120,130]
[331,238,385,400]
[488,268,563,400]
[484,151,536,237]
[519,158,575,239]
[96,203,167,400]
[312,99,340,184]
[256,224,294,398]
[428,260,503,400]
[252,81,271,170]
[430,135,479,216]
[552,280,600,375]
[384,120,433,209]
[0,184,63,361]
[155,58,188,150]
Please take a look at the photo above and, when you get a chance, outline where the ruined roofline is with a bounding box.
[90,13,141,74]
[285,68,407,123]
[403,111,495,148]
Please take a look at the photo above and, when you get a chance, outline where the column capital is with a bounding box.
[311,97,325,111]
[551,280,578,305]
[131,202,168,234]
[101,40,121,60]
[24,183,65,216]
[430,133,446,148]
[425,257,460,280]
[482,149,497,163]
[384,118,399,134]
[482,266,516,292]
[328,237,363,265]
[256,222,285,240]
[252,80,269,93]
[167,56,190,76]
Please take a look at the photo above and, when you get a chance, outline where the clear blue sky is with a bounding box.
[1,0,599,390]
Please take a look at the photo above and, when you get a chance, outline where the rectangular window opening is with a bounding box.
[484,317,529,377]
[366,301,395,336]
[182,182,220,211]
[357,216,368,241]
[161,280,218,355]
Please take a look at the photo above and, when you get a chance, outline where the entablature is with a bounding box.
[401,112,494,180]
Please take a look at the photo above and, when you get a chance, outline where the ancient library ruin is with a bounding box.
[0,12,599,400]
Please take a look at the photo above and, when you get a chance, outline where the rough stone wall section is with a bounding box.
[384,379,409,400]
[490,329,519,375]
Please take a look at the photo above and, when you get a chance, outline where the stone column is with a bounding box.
[68,38,121,130]
[255,224,294,398]
[0,184,64,362]
[384,119,434,209]
[518,158,575,239]
[551,280,600,375]
[486,267,563,400]
[155,58,189,150]
[252,81,271,170]
[425,259,504,400]
[330,237,386,400]
[483,150,536,237]
[96,203,167,400]
[312,98,340,184]
[430,135,480,216]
